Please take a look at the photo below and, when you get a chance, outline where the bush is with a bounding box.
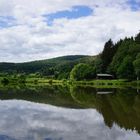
[70,63,96,81]
[1,78,9,85]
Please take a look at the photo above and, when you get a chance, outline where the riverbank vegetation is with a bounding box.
[1,75,140,89]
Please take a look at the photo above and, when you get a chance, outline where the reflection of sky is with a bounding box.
[0,100,139,140]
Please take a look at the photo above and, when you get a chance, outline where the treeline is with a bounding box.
[70,32,140,80]
[100,32,140,80]
[0,33,140,81]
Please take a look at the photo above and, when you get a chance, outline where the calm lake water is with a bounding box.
[0,84,140,140]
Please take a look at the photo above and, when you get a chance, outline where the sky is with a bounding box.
[0,0,140,62]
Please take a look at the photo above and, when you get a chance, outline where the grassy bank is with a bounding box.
[1,76,140,88]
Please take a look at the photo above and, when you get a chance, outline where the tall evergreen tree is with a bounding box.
[101,39,115,72]
[135,32,140,44]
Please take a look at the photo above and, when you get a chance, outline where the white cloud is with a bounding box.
[0,0,140,62]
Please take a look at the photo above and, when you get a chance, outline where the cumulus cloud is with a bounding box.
[0,0,140,62]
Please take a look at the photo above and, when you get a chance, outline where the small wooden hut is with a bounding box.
[96,74,114,79]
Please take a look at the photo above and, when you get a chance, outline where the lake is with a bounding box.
[0,84,140,140]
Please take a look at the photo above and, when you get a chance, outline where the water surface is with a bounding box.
[0,85,140,140]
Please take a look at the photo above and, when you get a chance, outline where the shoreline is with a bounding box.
[0,77,140,89]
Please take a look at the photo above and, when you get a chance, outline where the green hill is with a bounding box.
[0,55,96,79]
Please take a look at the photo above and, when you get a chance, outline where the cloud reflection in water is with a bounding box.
[0,100,139,140]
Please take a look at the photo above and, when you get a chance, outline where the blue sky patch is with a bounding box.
[44,5,93,25]
[127,0,140,11]
[0,16,16,28]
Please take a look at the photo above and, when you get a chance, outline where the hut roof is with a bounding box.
[97,74,113,77]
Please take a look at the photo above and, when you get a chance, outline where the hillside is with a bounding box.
[0,55,96,79]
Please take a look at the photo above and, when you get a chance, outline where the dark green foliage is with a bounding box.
[101,39,118,72]
[0,63,16,74]
[70,63,96,81]
[135,32,140,44]
[1,78,9,85]
[108,34,140,79]
[117,56,134,79]
[18,74,26,83]
[94,56,103,73]
[41,67,55,76]
[133,53,140,78]
[109,38,132,73]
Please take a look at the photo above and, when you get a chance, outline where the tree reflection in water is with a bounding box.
[0,84,140,137]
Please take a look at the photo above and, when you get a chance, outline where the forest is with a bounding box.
[0,32,140,81]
